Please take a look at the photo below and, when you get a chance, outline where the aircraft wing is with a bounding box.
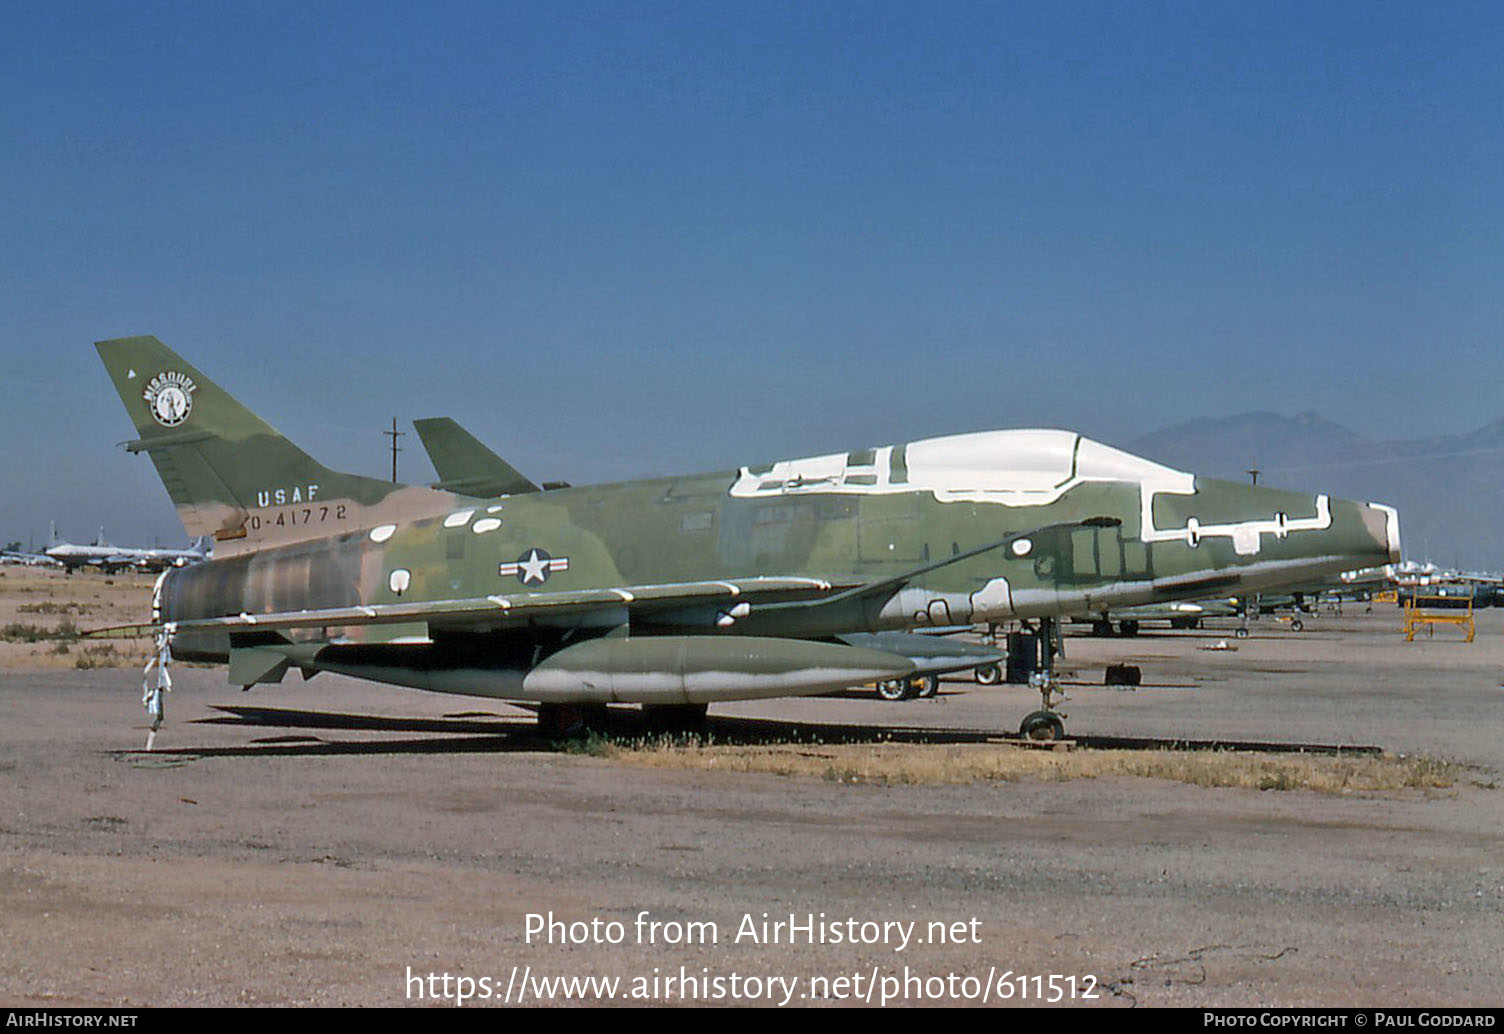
[84,575,839,638]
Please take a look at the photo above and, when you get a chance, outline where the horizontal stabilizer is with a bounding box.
[228,646,292,687]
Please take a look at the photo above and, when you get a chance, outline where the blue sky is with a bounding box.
[3,1,1502,546]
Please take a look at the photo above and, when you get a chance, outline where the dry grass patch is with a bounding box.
[603,739,1476,793]
[0,568,154,670]
[17,600,94,615]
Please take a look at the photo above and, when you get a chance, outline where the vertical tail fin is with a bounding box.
[95,336,432,553]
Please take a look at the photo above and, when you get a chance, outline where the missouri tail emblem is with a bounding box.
[143,371,197,427]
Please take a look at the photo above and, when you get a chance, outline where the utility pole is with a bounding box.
[1247,466,1260,487]
[383,418,405,483]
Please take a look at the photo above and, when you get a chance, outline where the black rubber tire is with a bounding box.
[914,674,939,698]
[876,678,913,701]
[974,663,1002,685]
[1019,710,1065,742]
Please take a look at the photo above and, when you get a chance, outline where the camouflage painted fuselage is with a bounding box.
[160,430,1398,669]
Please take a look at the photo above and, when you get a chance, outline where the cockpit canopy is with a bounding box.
[731,429,1194,506]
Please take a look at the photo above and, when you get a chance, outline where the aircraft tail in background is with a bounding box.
[413,416,540,498]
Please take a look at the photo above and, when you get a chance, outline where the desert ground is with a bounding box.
[1,567,1500,1007]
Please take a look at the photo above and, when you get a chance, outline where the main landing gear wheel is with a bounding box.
[914,674,939,698]
[1235,627,1250,639]
[876,677,914,701]
[1290,618,1305,632]
[974,663,1002,685]
[1019,710,1066,742]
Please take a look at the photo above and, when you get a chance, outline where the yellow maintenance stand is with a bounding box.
[1402,591,1476,642]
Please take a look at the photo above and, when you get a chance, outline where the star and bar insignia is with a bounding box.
[499,548,570,585]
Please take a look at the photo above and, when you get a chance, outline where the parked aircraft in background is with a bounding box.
[45,523,210,573]
[0,548,61,568]
[1389,560,1442,587]
[1074,598,1240,636]
[1396,569,1504,609]
[88,335,1401,741]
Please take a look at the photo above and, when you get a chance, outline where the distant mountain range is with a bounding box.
[1127,412,1504,571]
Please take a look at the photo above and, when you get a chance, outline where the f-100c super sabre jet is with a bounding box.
[90,336,1400,739]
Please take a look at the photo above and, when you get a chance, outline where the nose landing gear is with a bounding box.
[1016,617,1068,741]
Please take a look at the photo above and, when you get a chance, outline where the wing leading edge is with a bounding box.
[85,575,838,639]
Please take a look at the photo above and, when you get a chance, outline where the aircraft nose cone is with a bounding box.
[1363,502,1402,565]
